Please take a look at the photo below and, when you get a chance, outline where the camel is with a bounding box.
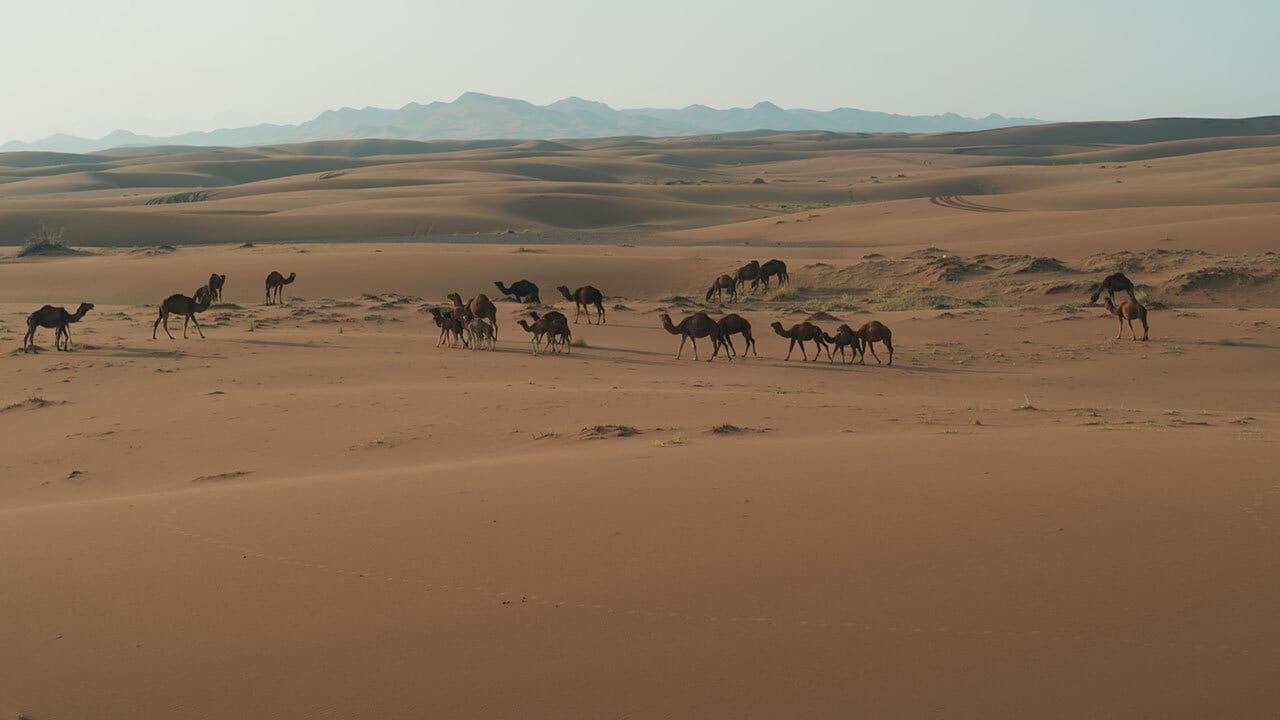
[758,259,789,290]
[264,271,296,305]
[208,273,226,303]
[154,286,213,340]
[556,285,606,325]
[447,292,498,338]
[770,321,829,361]
[734,260,762,292]
[853,321,894,365]
[822,324,864,364]
[1089,272,1137,304]
[705,274,738,303]
[517,315,569,355]
[717,313,757,358]
[494,279,541,304]
[23,302,94,352]
[1103,296,1149,341]
[527,310,572,351]
[428,307,466,348]
[466,318,496,350]
[659,312,727,362]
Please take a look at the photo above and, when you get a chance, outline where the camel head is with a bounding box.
[283,272,296,284]
[1089,287,1103,303]
[74,302,95,318]
[658,313,679,333]
[770,321,788,337]
[516,319,534,332]
[1102,296,1118,313]
[446,292,463,306]
[527,311,541,321]
[494,281,509,294]
[555,285,573,300]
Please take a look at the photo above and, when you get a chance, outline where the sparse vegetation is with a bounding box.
[18,224,83,257]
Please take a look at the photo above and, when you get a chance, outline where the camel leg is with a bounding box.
[60,325,71,351]
[798,340,809,361]
[1116,317,1124,341]
[182,314,190,339]
[868,342,882,364]
[692,336,700,361]
[785,338,796,361]
[723,335,737,358]
[23,324,36,352]
[190,314,205,339]
[1141,314,1149,341]
[676,335,688,360]
[884,339,894,365]
[597,302,605,324]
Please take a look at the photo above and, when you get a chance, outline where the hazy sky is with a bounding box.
[3,0,1276,142]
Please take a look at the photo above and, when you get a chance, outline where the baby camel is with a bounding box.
[822,324,864,364]
[154,287,213,340]
[23,302,95,352]
[770,321,829,361]
[1103,296,1149,341]
[556,285,606,325]
[517,314,570,355]
[660,312,727,362]
[428,307,466,348]
[466,318,496,350]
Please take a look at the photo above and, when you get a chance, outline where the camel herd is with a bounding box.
[18,262,1151,360]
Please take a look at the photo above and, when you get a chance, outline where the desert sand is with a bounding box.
[1,124,1279,718]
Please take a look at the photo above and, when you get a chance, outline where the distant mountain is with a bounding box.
[2,92,1050,153]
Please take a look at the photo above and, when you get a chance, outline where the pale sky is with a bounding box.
[3,0,1276,143]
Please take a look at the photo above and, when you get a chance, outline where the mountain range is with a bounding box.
[2,93,1049,153]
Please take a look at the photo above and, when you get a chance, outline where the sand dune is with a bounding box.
[2,122,1279,718]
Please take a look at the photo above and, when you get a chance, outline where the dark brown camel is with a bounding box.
[23,302,94,352]
[705,274,738,303]
[734,260,762,292]
[556,285,606,325]
[265,271,296,305]
[494,279,541,304]
[428,307,466,347]
[758,259,789,290]
[1089,272,1137,304]
[770,321,829,361]
[853,321,894,365]
[1103,296,1149,341]
[717,313,757,357]
[517,315,570,355]
[527,310,572,352]
[208,273,226,303]
[659,312,727,362]
[447,292,498,338]
[822,324,864,364]
[154,286,213,339]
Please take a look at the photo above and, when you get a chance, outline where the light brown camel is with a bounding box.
[264,271,296,305]
[822,324,864,364]
[466,318,496,350]
[154,286,213,339]
[1103,296,1149,341]
[208,273,226,303]
[659,312,727,362]
[853,321,894,365]
[23,302,94,352]
[770,321,829,361]
[705,274,738,303]
[556,285,606,325]
[447,292,498,338]
[734,260,762,292]
[758,259,789,289]
[428,307,466,348]
[717,313,757,357]
[494,279,541,304]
